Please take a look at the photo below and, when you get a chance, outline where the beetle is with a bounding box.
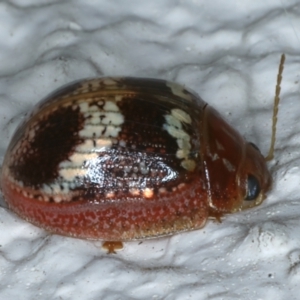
[0,55,285,253]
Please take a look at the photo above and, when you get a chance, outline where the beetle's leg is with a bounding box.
[102,241,124,254]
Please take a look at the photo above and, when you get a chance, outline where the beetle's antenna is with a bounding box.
[265,54,285,161]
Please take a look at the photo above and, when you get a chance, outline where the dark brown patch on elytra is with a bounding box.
[118,94,179,155]
[10,106,84,187]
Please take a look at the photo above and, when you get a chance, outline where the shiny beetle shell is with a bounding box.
[0,77,271,241]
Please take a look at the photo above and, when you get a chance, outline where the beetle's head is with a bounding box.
[201,106,272,215]
[238,141,272,210]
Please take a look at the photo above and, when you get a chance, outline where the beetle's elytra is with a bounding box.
[0,75,275,242]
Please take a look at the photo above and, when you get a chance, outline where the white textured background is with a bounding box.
[1,1,300,299]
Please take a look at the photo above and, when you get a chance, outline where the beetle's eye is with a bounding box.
[249,142,260,153]
[245,174,260,200]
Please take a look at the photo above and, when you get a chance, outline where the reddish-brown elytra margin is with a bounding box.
[0,55,284,253]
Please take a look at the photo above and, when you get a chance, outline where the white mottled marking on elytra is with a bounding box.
[222,158,235,172]
[79,102,89,112]
[89,105,99,111]
[61,182,71,192]
[59,168,88,181]
[163,125,189,140]
[166,82,193,102]
[176,149,190,159]
[163,109,195,171]
[59,152,98,168]
[89,114,102,125]
[181,159,196,171]
[103,101,119,111]
[171,108,192,124]
[74,140,96,152]
[85,111,124,126]
[95,139,113,149]
[79,125,105,138]
[41,182,72,198]
[164,115,182,129]
[177,138,191,150]
[101,112,124,125]
[104,125,122,137]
